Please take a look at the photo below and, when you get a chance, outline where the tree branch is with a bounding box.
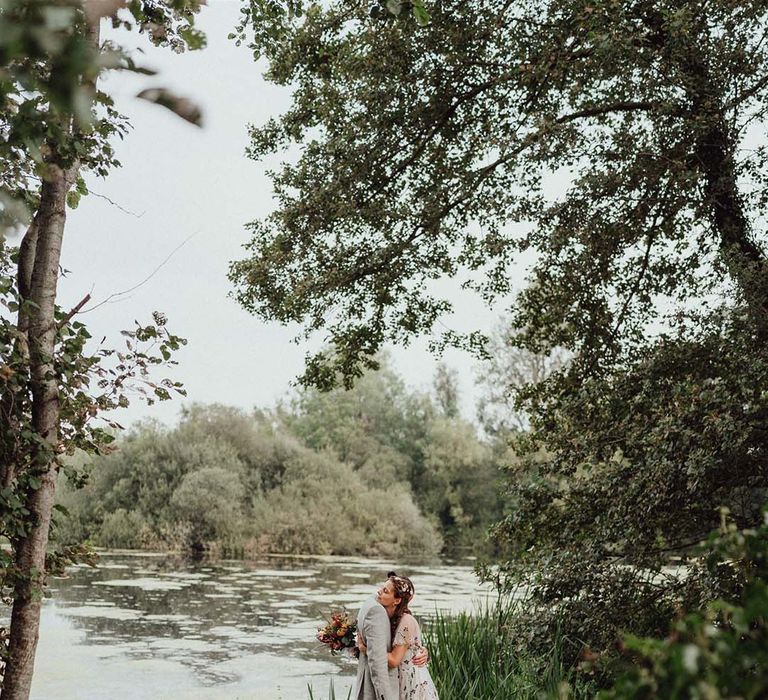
[57,294,92,329]
[726,71,768,111]
[555,100,660,125]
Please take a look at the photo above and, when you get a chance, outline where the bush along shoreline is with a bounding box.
[54,362,504,561]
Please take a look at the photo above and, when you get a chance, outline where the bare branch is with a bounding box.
[89,190,145,218]
[81,232,197,314]
[57,293,92,329]
[555,101,661,124]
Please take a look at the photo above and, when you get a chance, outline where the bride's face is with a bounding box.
[376,580,401,609]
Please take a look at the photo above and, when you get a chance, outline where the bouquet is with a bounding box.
[316,609,358,657]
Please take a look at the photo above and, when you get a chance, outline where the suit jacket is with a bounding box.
[354,596,398,700]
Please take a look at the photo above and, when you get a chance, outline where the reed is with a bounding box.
[307,679,352,700]
[308,602,593,699]
[422,603,594,700]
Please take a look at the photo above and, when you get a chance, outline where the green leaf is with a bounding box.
[66,190,81,209]
[412,0,430,26]
[386,0,402,17]
[136,88,203,127]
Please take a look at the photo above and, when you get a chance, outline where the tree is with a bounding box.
[597,507,768,699]
[0,2,203,696]
[433,363,460,419]
[1,2,429,694]
[487,309,768,664]
[419,415,500,546]
[231,0,768,383]
[279,355,430,480]
[56,401,444,558]
[248,444,443,558]
[170,467,246,544]
[279,356,502,546]
[228,0,768,664]
[476,317,567,435]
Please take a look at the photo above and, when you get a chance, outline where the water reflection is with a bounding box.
[25,552,492,699]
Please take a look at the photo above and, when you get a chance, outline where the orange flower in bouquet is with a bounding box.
[316,609,358,657]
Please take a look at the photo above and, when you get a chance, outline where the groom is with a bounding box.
[354,592,397,700]
[354,580,429,700]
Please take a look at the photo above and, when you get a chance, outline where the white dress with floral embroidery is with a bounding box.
[394,613,439,700]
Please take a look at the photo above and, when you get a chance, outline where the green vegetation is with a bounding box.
[231,0,768,687]
[55,357,501,559]
[309,504,768,699]
[5,0,768,696]
[1,1,207,694]
[307,681,351,700]
[1,2,425,694]
[595,507,768,699]
[307,603,595,700]
[424,605,594,700]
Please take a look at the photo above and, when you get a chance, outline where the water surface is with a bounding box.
[26,551,492,699]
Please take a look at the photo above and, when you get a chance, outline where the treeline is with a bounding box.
[55,359,503,559]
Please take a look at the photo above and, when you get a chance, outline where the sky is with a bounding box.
[45,0,518,428]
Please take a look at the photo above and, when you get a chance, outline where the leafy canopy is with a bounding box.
[0,0,206,234]
[231,0,768,387]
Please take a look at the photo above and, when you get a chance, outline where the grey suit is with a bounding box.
[354,596,398,700]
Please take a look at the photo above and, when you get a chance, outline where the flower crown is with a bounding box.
[387,570,414,599]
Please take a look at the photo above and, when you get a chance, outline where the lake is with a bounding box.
[24,551,494,699]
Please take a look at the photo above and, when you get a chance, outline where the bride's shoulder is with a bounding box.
[398,612,419,630]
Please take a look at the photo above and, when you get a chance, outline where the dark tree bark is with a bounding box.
[0,220,38,490]
[696,119,768,326]
[684,57,768,329]
[649,9,768,331]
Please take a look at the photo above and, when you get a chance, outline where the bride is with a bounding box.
[359,571,439,700]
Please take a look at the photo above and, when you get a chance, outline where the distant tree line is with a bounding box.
[55,357,505,559]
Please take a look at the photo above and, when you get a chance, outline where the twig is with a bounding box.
[81,232,198,314]
[89,190,145,218]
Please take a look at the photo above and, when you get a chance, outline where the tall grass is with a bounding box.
[308,602,594,699]
[423,603,594,700]
[307,679,351,700]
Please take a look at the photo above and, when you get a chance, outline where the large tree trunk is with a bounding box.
[694,117,768,327]
[1,11,99,695]
[1,163,77,700]
[640,9,768,328]
[678,36,768,329]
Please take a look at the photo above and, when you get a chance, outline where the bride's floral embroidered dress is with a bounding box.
[394,613,439,700]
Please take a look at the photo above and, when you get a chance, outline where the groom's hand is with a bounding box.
[412,646,429,666]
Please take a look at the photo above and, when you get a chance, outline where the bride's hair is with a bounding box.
[386,570,415,643]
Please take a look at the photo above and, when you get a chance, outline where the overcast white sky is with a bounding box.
[48,0,519,428]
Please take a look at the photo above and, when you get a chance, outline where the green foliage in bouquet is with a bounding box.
[597,507,768,699]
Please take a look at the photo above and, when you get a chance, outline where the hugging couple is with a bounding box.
[354,571,439,700]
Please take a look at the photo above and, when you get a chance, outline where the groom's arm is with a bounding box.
[364,604,394,700]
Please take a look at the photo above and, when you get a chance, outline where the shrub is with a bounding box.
[170,466,245,542]
[97,509,148,549]
[248,448,441,557]
[597,507,768,699]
